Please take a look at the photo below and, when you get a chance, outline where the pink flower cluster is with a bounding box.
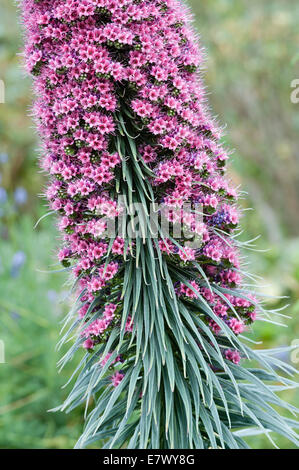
[111,371,124,388]
[224,349,241,365]
[82,303,117,346]
[22,0,258,369]
[100,352,122,367]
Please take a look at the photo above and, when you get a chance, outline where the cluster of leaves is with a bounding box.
[56,112,299,449]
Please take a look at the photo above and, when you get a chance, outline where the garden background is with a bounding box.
[0,0,298,449]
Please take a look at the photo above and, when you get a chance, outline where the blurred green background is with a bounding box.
[0,0,298,449]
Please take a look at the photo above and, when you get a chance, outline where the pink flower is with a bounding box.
[101,353,113,367]
[104,303,117,322]
[225,349,241,365]
[83,338,94,350]
[178,247,196,263]
[125,316,133,333]
[229,318,245,335]
[112,237,125,255]
[111,372,124,387]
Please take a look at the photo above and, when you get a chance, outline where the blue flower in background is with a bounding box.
[10,251,27,278]
[0,153,8,164]
[47,290,58,303]
[11,311,21,322]
[0,187,7,204]
[14,187,28,206]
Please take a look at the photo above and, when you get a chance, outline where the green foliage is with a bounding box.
[192,0,299,238]
[0,216,81,448]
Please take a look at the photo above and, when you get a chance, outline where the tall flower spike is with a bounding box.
[21,0,298,449]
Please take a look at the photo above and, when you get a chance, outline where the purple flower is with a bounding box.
[10,251,26,278]
[0,188,7,204]
[0,153,8,164]
[14,187,28,206]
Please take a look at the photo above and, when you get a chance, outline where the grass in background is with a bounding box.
[0,215,82,448]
